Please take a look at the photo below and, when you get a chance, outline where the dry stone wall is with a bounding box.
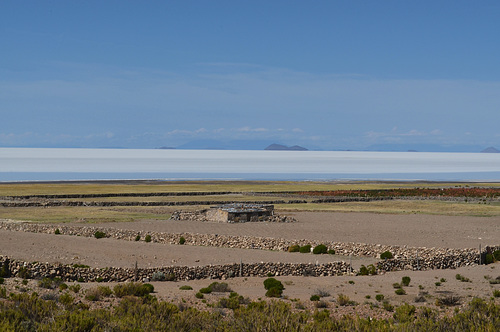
[0,256,351,282]
[1,220,498,276]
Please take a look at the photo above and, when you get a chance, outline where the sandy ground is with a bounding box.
[1,211,499,314]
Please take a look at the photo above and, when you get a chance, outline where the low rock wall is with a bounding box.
[0,256,350,282]
[1,220,498,274]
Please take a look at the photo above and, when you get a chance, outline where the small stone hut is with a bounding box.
[205,203,274,223]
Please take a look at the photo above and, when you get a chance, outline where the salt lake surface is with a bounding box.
[1,148,499,182]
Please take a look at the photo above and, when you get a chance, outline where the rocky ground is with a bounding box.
[1,211,499,318]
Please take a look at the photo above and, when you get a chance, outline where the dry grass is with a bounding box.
[277,200,500,217]
[1,181,499,196]
[0,206,170,223]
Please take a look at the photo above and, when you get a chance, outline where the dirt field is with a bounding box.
[1,210,499,315]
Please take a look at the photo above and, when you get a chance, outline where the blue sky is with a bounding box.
[1,1,499,151]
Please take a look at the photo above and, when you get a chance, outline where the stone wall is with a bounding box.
[0,256,351,282]
[1,220,498,275]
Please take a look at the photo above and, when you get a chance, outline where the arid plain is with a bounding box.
[1,181,499,318]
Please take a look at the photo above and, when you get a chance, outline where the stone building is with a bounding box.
[205,203,274,223]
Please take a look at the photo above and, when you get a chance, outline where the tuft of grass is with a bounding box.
[455,274,471,282]
[179,285,193,290]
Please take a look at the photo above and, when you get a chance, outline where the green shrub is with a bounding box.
[179,285,193,290]
[135,235,141,241]
[493,250,500,261]
[288,244,300,252]
[208,282,231,293]
[395,288,406,295]
[179,236,186,245]
[263,278,284,292]
[299,244,312,253]
[485,254,494,264]
[265,287,283,298]
[493,289,500,298]
[375,294,385,302]
[358,265,369,276]
[264,278,284,298]
[393,303,416,323]
[94,231,106,239]
[327,249,336,255]
[393,283,402,289]
[310,294,320,301]
[195,292,203,299]
[55,228,61,235]
[113,282,154,298]
[145,234,152,243]
[380,251,393,259]
[402,276,411,286]
[85,286,112,301]
[59,283,68,290]
[199,287,212,294]
[0,286,6,298]
[436,295,461,306]
[312,244,328,255]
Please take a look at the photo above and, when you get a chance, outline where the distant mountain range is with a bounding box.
[264,144,308,151]
[157,140,498,153]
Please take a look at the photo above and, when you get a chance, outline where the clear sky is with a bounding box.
[1,1,499,151]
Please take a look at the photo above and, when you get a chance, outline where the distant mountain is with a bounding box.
[481,146,500,153]
[264,144,308,151]
[365,143,484,153]
[175,139,275,150]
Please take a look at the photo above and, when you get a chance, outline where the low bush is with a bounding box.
[113,283,154,298]
[151,271,166,281]
[94,231,106,239]
[310,295,320,301]
[145,234,152,243]
[69,284,81,293]
[315,300,329,308]
[135,235,140,241]
[380,251,393,259]
[208,282,231,293]
[327,249,336,255]
[312,244,328,255]
[38,277,63,290]
[299,244,312,253]
[264,278,284,298]
[395,288,406,295]
[436,295,461,306]
[493,289,500,298]
[195,292,203,299]
[179,285,193,290]
[494,250,500,261]
[375,294,385,302]
[0,277,4,285]
[199,287,212,294]
[54,228,61,235]
[179,236,186,245]
[337,293,352,306]
[85,286,112,302]
[288,244,300,252]
[393,303,416,323]
[402,276,411,286]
